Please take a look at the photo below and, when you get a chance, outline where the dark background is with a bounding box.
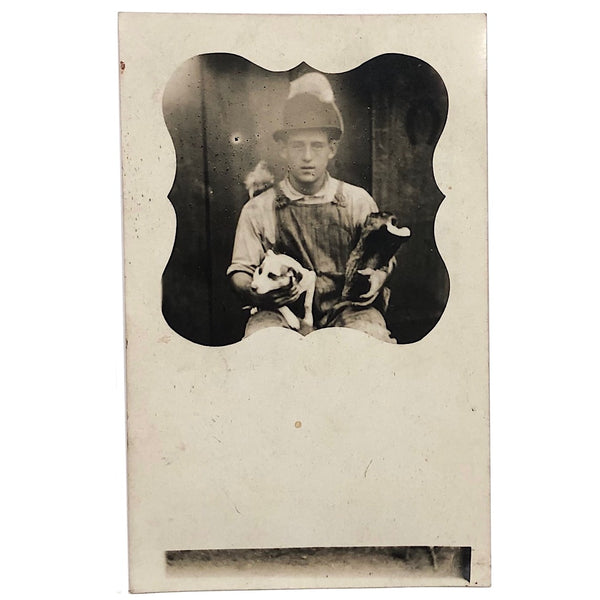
[162,53,449,346]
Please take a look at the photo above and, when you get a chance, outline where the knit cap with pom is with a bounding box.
[273,72,344,142]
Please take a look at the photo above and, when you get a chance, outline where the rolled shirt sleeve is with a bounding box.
[226,190,276,277]
[351,188,379,228]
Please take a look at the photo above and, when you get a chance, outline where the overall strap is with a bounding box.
[332,180,346,206]
[273,182,291,209]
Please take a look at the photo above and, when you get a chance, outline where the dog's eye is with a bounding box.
[257,267,262,275]
[268,273,278,280]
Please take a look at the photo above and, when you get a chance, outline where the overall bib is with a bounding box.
[273,180,354,327]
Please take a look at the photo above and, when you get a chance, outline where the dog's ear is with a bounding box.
[285,267,302,283]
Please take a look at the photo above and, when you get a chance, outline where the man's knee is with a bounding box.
[329,306,397,344]
[244,309,291,338]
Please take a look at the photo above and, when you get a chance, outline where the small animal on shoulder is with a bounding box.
[248,250,317,331]
[244,160,275,199]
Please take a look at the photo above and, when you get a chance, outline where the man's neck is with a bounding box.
[287,172,328,196]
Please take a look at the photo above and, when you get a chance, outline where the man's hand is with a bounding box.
[230,271,301,310]
[250,282,301,309]
[357,267,388,303]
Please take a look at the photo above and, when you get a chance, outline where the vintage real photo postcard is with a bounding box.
[119,12,489,592]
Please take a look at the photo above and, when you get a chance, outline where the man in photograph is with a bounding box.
[227,72,397,343]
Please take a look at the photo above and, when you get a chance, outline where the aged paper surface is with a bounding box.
[119,12,489,592]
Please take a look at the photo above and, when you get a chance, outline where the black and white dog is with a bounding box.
[250,250,317,331]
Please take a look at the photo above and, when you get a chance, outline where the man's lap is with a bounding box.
[244,306,396,344]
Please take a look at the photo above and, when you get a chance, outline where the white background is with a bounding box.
[2,2,598,599]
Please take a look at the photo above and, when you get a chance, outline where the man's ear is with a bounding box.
[328,139,338,160]
[277,139,288,161]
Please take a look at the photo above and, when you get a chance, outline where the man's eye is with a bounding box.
[313,144,324,150]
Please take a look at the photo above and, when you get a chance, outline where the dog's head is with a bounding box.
[364,212,411,238]
[251,250,300,295]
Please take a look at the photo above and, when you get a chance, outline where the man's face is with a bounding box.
[280,129,337,189]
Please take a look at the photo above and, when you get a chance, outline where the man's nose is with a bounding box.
[302,146,313,161]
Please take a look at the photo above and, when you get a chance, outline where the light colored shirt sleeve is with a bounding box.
[347,186,397,275]
[349,186,379,229]
[226,191,276,277]
[227,205,263,276]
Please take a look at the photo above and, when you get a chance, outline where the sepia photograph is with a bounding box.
[162,53,449,347]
